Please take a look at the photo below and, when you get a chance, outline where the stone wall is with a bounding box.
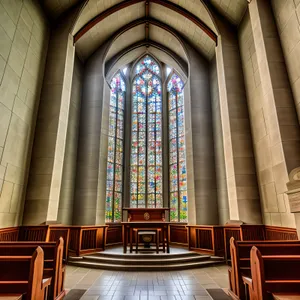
[0,0,49,227]
[271,0,300,123]
[238,10,296,227]
[58,55,83,224]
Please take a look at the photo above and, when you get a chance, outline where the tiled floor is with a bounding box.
[64,264,230,300]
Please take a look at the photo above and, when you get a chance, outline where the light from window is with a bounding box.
[166,67,172,77]
[105,72,126,223]
[168,73,188,222]
[123,67,127,75]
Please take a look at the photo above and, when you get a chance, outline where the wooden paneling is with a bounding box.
[241,225,265,240]
[265,225,298,240]
[18,226,49,241]
[69,226,107,256]
[106,224,122,246]
[0,227,19,241]
[187,225,225,257]
[169,224,188,246]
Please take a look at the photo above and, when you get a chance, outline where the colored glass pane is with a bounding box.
[168,73,188,222]
[105,72,126,223]
[130,56,163,207]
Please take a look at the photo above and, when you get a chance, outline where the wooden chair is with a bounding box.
[244,246,300,300]
[228,238,300,300]
[0,246,51,300]
[133,228,162,254]
[0,238,65,300]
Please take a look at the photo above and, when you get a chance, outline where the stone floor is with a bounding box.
[64,264,230,300]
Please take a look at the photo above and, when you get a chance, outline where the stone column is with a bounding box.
[73,44,107,225]
[248,0,300,225]
[187,44,218,225]
[23,8,80,224]
[214,20,262,224]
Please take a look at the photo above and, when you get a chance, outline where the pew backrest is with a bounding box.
[250,246,300,299]
[0,238,64,300]
[229,238,300,299]
[0,246,48,300]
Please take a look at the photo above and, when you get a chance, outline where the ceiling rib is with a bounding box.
[74,0,217,43]
[145,0,149,42]
[103,17,189,63]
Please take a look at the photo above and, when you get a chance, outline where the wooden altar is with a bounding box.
[123,208,169,222]
[122,221,171,253]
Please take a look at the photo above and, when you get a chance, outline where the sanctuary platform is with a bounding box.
[67,246,224,271]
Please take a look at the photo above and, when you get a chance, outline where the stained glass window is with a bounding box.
[130,56,163,208]
[168,73,188,222]
[105,72,126,222]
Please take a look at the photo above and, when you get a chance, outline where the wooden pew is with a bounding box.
[0,246,51,299]
[0,238,65,300]
[244,246,300,300]
[228,238,300,300]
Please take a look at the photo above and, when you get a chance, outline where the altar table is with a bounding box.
[122,222,171,253]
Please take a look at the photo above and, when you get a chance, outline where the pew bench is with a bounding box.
[272,294,300,300]
[0,238,65,300]
[243,247,300,300]
[228,238,300,300]
[0,247,51,300]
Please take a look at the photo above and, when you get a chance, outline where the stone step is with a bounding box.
[75,254,211,265]
[67,258,225,271]
[86,251,200,260]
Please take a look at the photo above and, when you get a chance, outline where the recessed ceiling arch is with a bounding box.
[73,0,217,43]
[105,40,188,80]
[102,18,190,65]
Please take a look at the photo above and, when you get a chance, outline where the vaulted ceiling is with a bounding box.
[40,0,248,69]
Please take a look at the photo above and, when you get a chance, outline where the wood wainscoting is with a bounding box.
[187,225,225,257]
[169,224,188,246]
[0,224,298,260]
[224,224,298,261]
[106,223,122,246]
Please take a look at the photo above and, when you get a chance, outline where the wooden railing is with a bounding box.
[169,224,188,246]
[224,224,298,262]
[106,223,122,246]
[265,225,298,240]
[187,225,225,257]
[0,223,297,260]
[0,226,19,241]
[18,225,49,241]
[68,225,107,256]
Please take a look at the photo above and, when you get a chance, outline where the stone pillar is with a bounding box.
[215,20,262,224]
[73,44,107,225]
[210,57,230,224]
[286,168,300,237]
[248,0,300,226]
[187,44,218,225]
[23,10,78,224]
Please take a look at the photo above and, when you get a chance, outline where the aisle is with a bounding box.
[64,264,230,300]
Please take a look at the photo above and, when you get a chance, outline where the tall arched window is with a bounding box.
[130,56,163,208]
[168,72,188,222]
[105,72,126,223]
